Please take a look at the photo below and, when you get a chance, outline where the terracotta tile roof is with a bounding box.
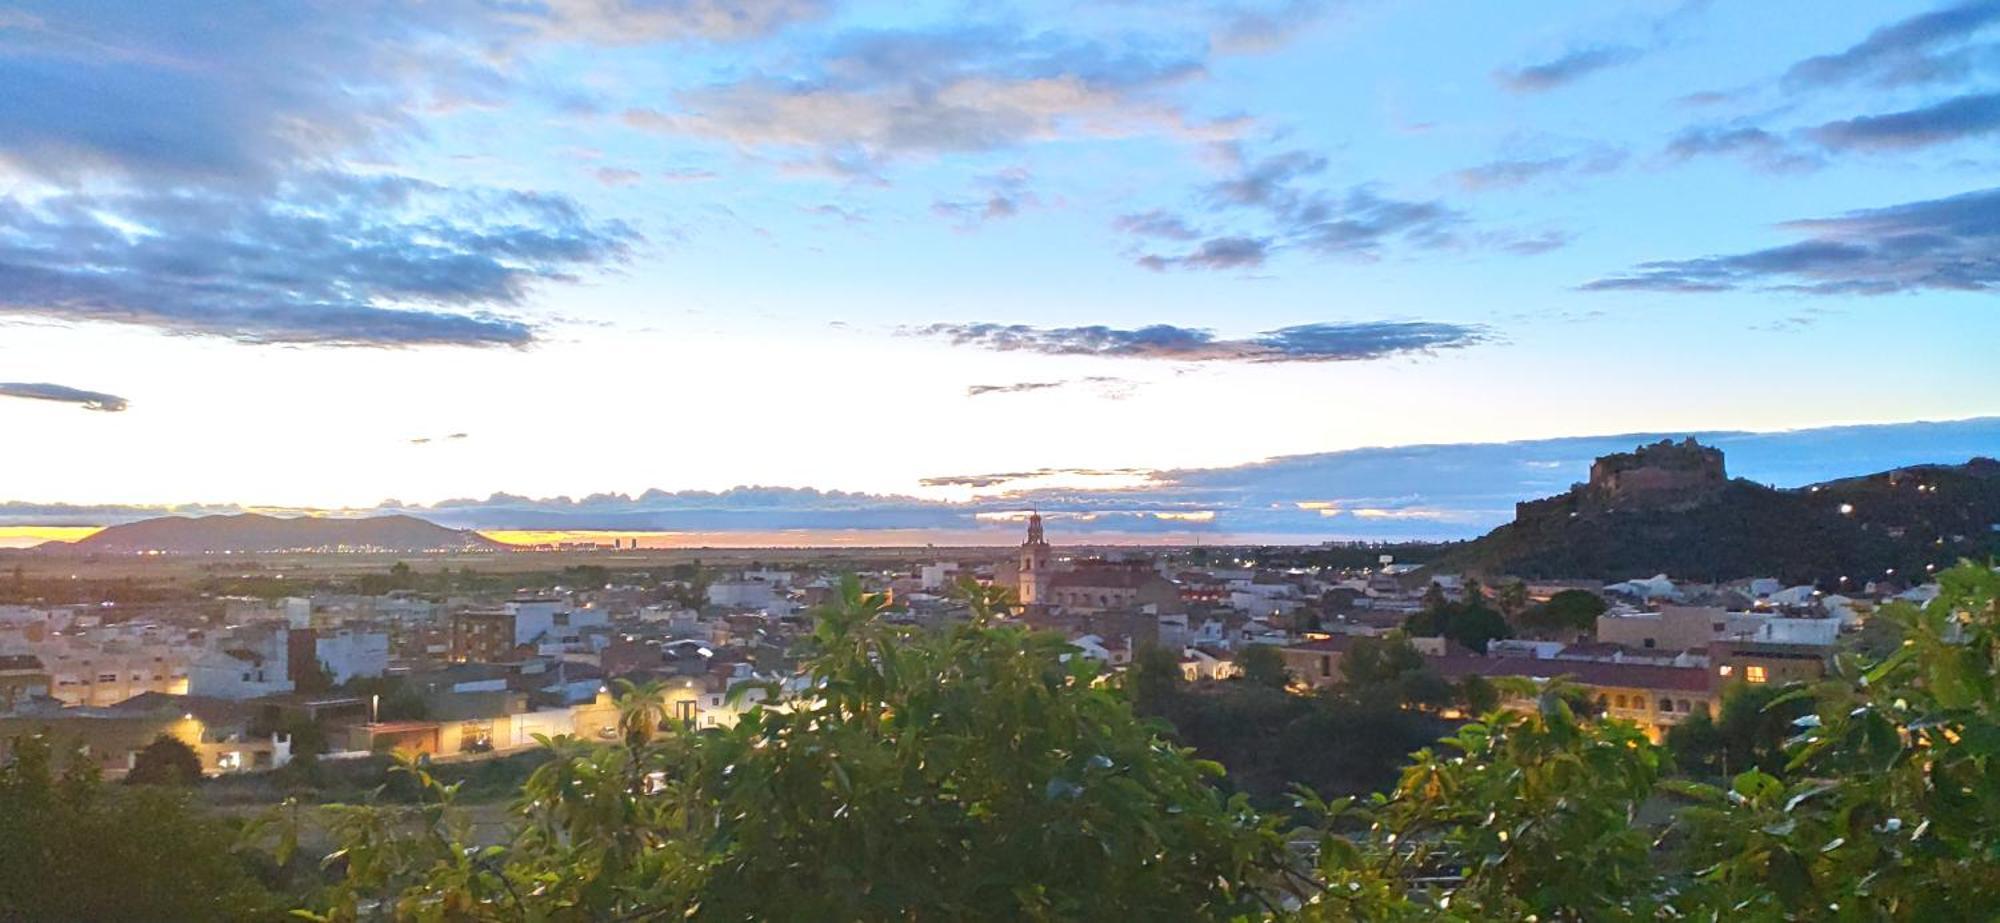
[1429,655,1712,693]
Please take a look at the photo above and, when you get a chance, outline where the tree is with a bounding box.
[1496,579,1529,618]
[1126,643,1186,717]
[1339,632,1425,688]
[126,734,202,787]
[1520,588,1607,635]
[1670,561,2000,919]
[1237,643,1289,689]
[1,734,278,920]
[1664,681,1807,779]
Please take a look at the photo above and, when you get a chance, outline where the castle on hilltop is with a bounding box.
[1586,438,1727,507]
[1516,438,1730,522]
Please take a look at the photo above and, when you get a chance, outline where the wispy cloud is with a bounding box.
[1663,123,1822,172]
[931,168,1039,229]
[1810,91,2000,151]
[1784,1,2000,89]
[0,382,128,412]
[1584,186,2000,295]
[1123,145,1489,270]
[912,320,1491,362]
[1494,44,1643,93]
[965,376,1136,398]
[1452,146,1626,190]
[622,24,1234,173]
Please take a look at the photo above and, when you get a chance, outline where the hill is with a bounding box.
[42,513,508,555]
[1438,440,2000,584]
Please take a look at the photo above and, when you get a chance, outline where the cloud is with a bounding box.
[966,381,1066,397]
[1452,146,1626,190]
[1784,1,2000,89]
[1113,209,1202,240]
[499,0,832,45]
[911,320,1490,362]
[1663,123,1822,172]
[0,382,128,412]
[0,172,635,346]
[1137,236,1270,270]
[1810,91,2000,151]
[1583,186,2000,295]
[931,168,1039,228]
[1124,146,1475,269]
[1209,0,1355,53]
[9,418,1997,541]
[0,1,660,348]
[593,167,645,186]
[1493,44,1643,93]
[622,24,1232,170]
[965,376,1137,398]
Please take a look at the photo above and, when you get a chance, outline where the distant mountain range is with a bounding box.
[1439,441,2000,584]
[34,513,508,555]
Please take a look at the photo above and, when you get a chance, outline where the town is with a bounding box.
[0,456,1938,784]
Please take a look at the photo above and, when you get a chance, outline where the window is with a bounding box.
[1642,638,1656,649]
[1658,698,1673,712]
[1614,695,1629,708]
[97,673,117,683]
[1678,699,1693,713]
[1745,665,1769,684]
[1319,655,1331,677]
[1717,664,1734,677]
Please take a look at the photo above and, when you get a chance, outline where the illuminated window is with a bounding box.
[1745,665,1768,684]
[1717,665,1733,677]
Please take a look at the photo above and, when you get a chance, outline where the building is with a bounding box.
[450,608,522,662]
[189,625,293,699]
[0,693,291,777]
[1711,640,1828,687]
[1432,656,1715,741]
[1280,636,1361,689]
[0,655,51,709]
[1043,565,1180,614]
[1018,513,1053,606]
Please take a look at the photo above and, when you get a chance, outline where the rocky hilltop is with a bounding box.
[1443,441,2000,584]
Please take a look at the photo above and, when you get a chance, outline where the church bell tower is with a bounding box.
[1019,512,1052,605]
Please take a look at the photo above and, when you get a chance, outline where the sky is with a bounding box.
[1,1,1996,540]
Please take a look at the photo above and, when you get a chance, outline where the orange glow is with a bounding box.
[0,526,102,549]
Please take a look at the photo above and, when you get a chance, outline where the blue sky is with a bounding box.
[0,1,1995,536]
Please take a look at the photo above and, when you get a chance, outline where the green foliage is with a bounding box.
[1670,560,2000,920]
[1405,590,1513,654]
[126,733,204,786]
[305,574,1288,920]
[1238,643,1290,689]
[1520,587,1608,635]
[0,734,279,921]
[285,562,2000,922]
[1664,680,1808,779]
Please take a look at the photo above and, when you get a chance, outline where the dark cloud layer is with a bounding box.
[0,382,128,412]
[912,320,1490,363]
[0,173,635,346]
[1584,187,2000,295]
[12,418,1994,541]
